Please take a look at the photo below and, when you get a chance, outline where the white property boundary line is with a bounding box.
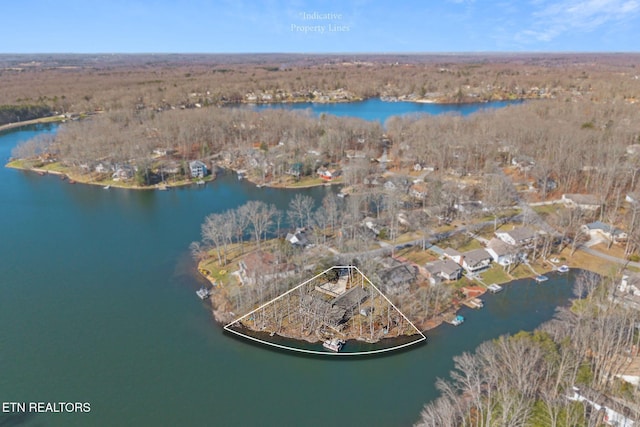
[224,266,427,356]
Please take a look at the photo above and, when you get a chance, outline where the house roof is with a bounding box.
[486,238,517,256]
[499,226,536,243]
[444,247,463,258]
[378,264,417,286]
[427,259,461,276]
[463,249,492,266]
[584,221,624,235]
[189,160,207,168]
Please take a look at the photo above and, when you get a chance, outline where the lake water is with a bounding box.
[1,110,572,427]
[249,98,525,122]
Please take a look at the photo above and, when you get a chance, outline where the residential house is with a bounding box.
[426,259,462,282]
[567,386,638,427]
[409,183,428,200]
[189,160,208,178]
[486,238,519,266]
[317,167,341,181]
[237,251,295,286]
[112,165,134,181]
[443,248,464,265]
[362,217,382,236]
[285,228,309,247]
[495,226,537,247]
[461,249,492,274]
[376,263,417,296]
[561,193,602,211]
[581,221,628,243]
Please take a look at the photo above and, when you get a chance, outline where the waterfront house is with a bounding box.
[112,165,134,181]
[486,238,518,266]
[189,160,208,178]
[426,259,462,282]
[561,193,602,211]
[461,249,492,274]
[238,251,295,286]
[495,226,537,247]
[581,221,628,244]
[317,167,341,181]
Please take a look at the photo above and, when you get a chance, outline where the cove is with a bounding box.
[1,123,574,427]
[248,98,525,122]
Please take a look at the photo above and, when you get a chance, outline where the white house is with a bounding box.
[426,259,462,281]
[495,227,537,246]
[189,160,208,178]
[567,386,637,427]
[581,221,628,243]
[461,249,492,274]
[486,238,518,266]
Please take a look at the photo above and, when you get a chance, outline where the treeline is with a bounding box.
[2,53,639,114]
[417,272,640,427]
[0,104,53,126]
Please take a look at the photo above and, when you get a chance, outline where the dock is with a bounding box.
[464,297,484,309]
[535,275,549,283]
[487,283,503,293]
[196,287,210,300]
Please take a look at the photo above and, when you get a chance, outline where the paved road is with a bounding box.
[578,245,640,269]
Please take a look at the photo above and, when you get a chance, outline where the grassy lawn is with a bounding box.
[397,246,439,265]
[590,243,628,260]
[457,238,483,252]
[559,247,622,277]
[532,204,560,216]
[480,265,512,285]
[510,264,535,280]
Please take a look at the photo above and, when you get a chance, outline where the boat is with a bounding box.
[558,265,570,273]
[535,275,549,283]
[196,180,205,185]
[450,315,465,326]
[103,185,110,190]
[487,283,503,293]
[196,287,210,300]
[322,338,345,352]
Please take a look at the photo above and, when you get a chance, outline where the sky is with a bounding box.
[1,0,639,53]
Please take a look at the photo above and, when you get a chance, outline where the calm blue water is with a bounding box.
[249,98,525,122]
[0,120,573,427]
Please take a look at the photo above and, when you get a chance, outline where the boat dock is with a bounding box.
[196,287,210,300]
[487,283,503,293]
[535,275,549,283]
[464,297,484,309]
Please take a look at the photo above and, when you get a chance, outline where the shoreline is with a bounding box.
[0,114,67,133]
[5,162,215,191]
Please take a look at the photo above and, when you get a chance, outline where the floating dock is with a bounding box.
[196,287,210,300]
[535,275,549,283]
[487,283,503,293]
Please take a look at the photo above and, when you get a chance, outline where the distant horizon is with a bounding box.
[2,51,639,56]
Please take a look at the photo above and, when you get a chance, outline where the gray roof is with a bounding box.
[502,227,536,243]
[378,264,417,286]
[463,249,492,267]
[444,247,463,258]
[427,259,461,276]
[486,238,517,256]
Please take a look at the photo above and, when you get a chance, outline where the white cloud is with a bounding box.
[516,0,640,44]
